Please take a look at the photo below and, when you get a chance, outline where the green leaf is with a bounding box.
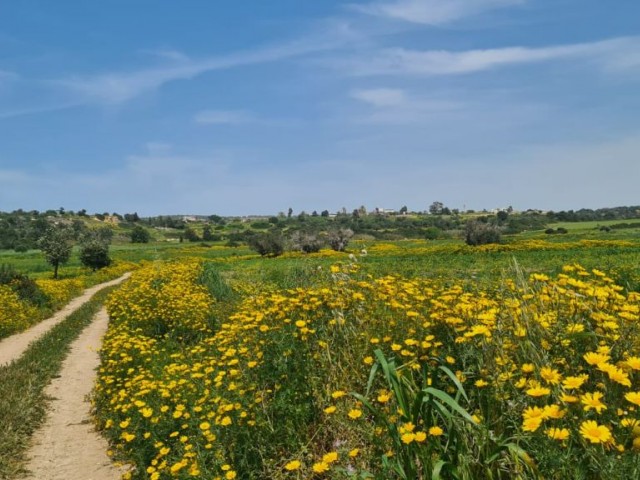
[438,365,469,403]
[431,460,448,480]
[423,387,477,425]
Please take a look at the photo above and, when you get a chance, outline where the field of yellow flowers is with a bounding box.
[0,261,136,339]
[94,245,640,479]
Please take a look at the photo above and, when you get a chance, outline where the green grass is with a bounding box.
[548,219,636,231]
[0,285,117,479]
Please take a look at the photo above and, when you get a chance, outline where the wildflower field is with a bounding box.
[0,261,136,339]
[90,237,640,479]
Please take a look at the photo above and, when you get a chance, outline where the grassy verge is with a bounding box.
[0,285,117,479]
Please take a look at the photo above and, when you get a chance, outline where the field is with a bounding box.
[2,229,640,479]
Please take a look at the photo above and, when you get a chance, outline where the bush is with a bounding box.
[184,227,200,242]
[247,232,285,257]
[79,241,111,271]
[327,228,353,252]
[0,264,49,307]
[130,226,151,243]
[424,226,441,240]
[463,220,502,246]
[290,232,323,253]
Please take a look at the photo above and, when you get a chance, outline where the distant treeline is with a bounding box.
[1,205,639,252]
[545,206,640,222]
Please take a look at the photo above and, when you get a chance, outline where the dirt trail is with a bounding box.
[25,307,127,480]
[0,273,130,367]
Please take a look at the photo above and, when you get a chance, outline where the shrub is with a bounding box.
[424,226,441,240]
[184,227,201,242]
[247,232,285,257]
[130,225,151,243]
[290,231,323,253]
[463,220,502,246]
[327,228,353,251]
[79,241,111,271]
[0,264,49,308]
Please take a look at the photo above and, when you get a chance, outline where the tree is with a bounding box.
[399,206,408,215]
[130,225,151,243]
[429,201,444,215]
[327,228,354,252]
[39,226,73,278]
[290,231,322,253]
[463,220,502,246]
[247,232,285,257]
[78,228,112,271]
[184,227,200,242]
[202,225,214,241]
[496,210,509,225]
[79,240,111,271]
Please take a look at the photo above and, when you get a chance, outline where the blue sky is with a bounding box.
[1,0,639,216]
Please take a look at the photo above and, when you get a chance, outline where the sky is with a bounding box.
[0,0,639,216]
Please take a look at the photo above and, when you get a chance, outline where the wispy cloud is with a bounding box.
[0,70,19,82]
[194,109,258,125]
[329,36,640,76]
[0,102,81,120]
[349,87,466,124]
[350,88,406,106]
[138,48,190,62]
[52,24,358,106]
[352,0,524,25]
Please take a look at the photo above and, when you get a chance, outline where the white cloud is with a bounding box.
[139,48,190,62]
[351,88,406,106]
[194,110,257,125]
[353,0,524,25]
[330,36,640,76]
[0,102,80,120]
[52,24,357,106]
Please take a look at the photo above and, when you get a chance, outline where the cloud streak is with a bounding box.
[350,88,407,106]
[194,110,258,125]
[353,0,524,25]
[52,24,358,106]
[328,36,640,76]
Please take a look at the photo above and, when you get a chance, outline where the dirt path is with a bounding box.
[25,307,127,480]
[0,273,130,367]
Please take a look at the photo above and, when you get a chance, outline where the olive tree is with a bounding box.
[39,225,74,278]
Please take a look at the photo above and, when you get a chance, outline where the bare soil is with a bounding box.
[25,307,128,480]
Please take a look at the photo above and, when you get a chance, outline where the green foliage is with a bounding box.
[202,225,215,241]
[328,228,354,251]
[79,241,111,271]
[290,231,323,253]
[247,232,285,257]
[424,226,442,240]
[0,264,48,307]
[183,226,200,242]
[38,226,74,278]
[353,350,535,479]
[463,220,502,246]
[130,225,151,243]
